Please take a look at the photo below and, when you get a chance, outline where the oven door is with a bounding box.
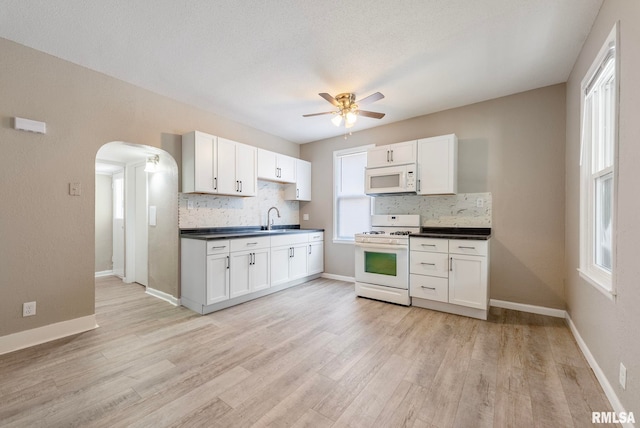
[355,242,408,289]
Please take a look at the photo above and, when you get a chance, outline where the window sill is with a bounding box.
[577,268,616,301]
[333,239,355,245]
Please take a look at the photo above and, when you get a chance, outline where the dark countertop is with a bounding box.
[411,227,491,240]
[180,225,325,241]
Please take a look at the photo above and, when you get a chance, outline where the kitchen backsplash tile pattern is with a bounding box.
[375,192,492,227]
[179,181,299,229]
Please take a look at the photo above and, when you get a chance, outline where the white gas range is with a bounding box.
[354,214,421,306]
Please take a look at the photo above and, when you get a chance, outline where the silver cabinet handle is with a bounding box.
[308,244,312,255]
[240,181,243,192]
[420,262,435,266]
[450,257,453,271]
[247,242,258,245]
[458,246,476,250]
[417,179,421,193]
[421,244,436,247]
[386,150,390,162]
[390,149,394,162]
[296,188,299,198]
[211,245,227,249]
[226,256,230,269]
[213,177,217,190]
[420,285,436,290]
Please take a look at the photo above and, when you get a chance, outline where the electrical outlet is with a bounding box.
[620,363,627,390]
[187,200,194,210]
[303,213,309,221]
[23,301,36,317]
[476,198,484,208]
[69,182,81,196]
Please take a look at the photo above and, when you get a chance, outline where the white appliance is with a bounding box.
[354,214,421,305]
[365,164,417,195]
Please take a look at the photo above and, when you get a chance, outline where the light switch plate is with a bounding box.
[303,213,309,221]
[69,182,81,196]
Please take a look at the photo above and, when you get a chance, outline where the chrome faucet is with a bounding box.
[267,206,281,230]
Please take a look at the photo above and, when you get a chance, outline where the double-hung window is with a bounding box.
[333,145,374,243]
[579,23,618,296]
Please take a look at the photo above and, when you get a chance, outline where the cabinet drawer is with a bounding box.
[410,238,448,253]
[410,274,448,303]
[206,240,230,255]
[230,236,270,252]
[270,233,308,247]
[308,232,324,242]
[410,251,449,278]
[449,239,488,256]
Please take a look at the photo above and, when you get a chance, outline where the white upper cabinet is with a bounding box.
[367,140,417,168]
[182,131,217,193]
[285,159,311,201]
[182,131,257,197]
[257,149,296,183]
[417,134,457,195]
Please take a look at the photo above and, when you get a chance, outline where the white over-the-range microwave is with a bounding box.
[365,164,417,195]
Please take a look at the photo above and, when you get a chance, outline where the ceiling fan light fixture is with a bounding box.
[345,111,358,125]
[331,114,343,127]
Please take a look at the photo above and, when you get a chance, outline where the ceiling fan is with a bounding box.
[303,92,385,128]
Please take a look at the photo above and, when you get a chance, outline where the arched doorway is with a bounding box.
[95,141,180,303]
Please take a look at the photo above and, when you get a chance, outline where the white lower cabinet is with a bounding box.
[410,237,489,319]
[271,234,310,287]
[181,231,323,315]
[308,241,324,275]
[229,236,270,298]
[206,253,231,305]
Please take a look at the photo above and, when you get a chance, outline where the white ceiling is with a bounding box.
[0,0,602,144]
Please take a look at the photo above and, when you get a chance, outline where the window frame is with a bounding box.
[333,144,375,244]
[578,22,619,299]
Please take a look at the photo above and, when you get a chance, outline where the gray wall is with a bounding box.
[565,0,640,413]
[0,37,298,337]
[94,174,113,273]
[301,84,567,309]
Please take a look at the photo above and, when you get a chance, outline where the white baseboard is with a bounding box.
[321,273,355,283]
[94,270,114,278]
[490,299,567,318]
[145,287,180,306]
[0,315,99,356]
[565,315,633,428]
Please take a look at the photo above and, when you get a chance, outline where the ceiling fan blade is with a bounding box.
[318,93,340,107]
[358,110,385,119]
[302,111,335,117]
[357,92,384,105]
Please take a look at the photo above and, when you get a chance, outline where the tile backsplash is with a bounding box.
[375,192,492,227]
[179,181,299,229]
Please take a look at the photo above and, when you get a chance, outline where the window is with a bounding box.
[333,145,374,243]
[579,23,618,296]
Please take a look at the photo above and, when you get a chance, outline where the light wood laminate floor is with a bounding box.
[0,276,617,427]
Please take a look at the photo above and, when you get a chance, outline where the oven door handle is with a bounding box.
[355,242,408,250]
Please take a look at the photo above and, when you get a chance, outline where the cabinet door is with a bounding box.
[307,241,323,275]
[388,141,417,165]
[367,145,392,168]
[257,149,278,181]
[270,246,291,287]
[229,251,251,298]
[285,159,312,201]
[216,137,237,195]
[277,154,297,183]
[417,134,457,195]
[235,142,257,196]
[289,244,308,280]
[251,249,270,292]
[449,254,487,310]
[206,253,230,305]
[182,131,217,193]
